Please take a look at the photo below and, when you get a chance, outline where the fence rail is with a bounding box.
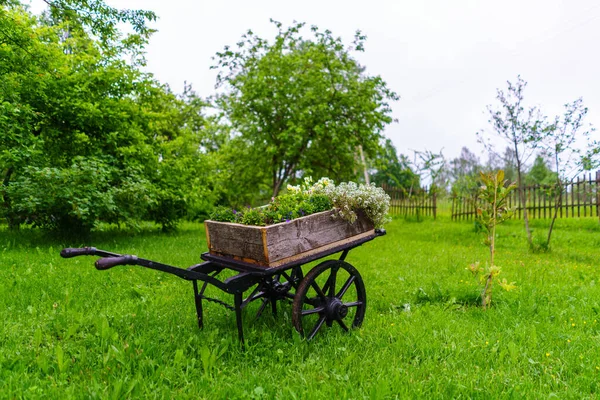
[382,184,437,219]
[451,171,600,221]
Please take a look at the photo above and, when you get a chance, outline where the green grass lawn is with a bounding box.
[1,216,600,399]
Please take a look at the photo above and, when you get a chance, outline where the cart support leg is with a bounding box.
[339,249,349,261]
[234,292,245,346]
[271,298,277,316]
[192,281,204,329]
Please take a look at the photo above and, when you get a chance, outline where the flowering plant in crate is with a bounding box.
[206,178,390,267]
[210,177,390,229]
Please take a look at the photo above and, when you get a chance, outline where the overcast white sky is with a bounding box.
[31,0,600,163]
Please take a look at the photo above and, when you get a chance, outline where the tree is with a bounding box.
[484,146,518,184]
[478,76,545,248]
[212,20,398,197]
[0,2,213,232]
[411,149,447,195]
[40,0,157,47]
[537,98,595,249]
[450,147,481,177]
[369,139,419,190]
[448,146,482,195]
[524,154,556,186]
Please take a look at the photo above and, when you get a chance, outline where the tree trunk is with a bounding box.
[516,161,533,246]
[482,185,497,310]
[358,145,370,184]
[272,178,282,198]
[546,180,563,247]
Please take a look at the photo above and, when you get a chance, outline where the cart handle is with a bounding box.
[95,255,138,270]
[60,247,97,258]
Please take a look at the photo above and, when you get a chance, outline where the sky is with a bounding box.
[30,0,600,163]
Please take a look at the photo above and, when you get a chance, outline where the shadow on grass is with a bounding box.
[0,221,202,249]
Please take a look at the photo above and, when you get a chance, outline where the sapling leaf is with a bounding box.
[489,265,501,277]
[471,170,517,308]
[497,170,504,182]
[467,262,482,275]
[498,278,517,292]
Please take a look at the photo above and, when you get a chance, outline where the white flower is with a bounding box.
[287,184,301,194]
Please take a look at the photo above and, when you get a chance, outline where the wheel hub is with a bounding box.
[272,281,289,296]
[326,298,348,320]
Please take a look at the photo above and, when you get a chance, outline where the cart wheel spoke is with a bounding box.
[303,296,320,307]
[243,291,265,308]
[246,285,261,300]
[336,319,349,332]
[281,272,298,288]
[255,298,269,319]
[284,291,296,299]
[278,273,290,288]
[308,315,327,340]
[344,301,363,308]
[310,281,327,300]
[249,291,266,302]
[301,306,324,316]
[247,267,305,320]
[336,275,356,299]
[327,266,339,297]
[293,260,367,340]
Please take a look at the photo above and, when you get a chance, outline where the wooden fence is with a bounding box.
[382,184,437,219]
[451,171,600,221]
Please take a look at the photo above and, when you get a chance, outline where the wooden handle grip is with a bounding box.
[95,255,138,270]
[60,247,97,258]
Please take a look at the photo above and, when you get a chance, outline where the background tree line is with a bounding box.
[1,1,598,235]
[0,1,420,234]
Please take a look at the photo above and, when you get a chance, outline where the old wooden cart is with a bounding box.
[60,211,385,344]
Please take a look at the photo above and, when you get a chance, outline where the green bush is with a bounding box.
[5,157,156,234]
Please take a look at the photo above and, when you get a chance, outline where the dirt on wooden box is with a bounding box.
[204,210,375,268]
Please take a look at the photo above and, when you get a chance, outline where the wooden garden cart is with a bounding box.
[60,210,385,344]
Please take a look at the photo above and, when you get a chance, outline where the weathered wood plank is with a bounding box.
[204,209,374,268]
[205,221,268,264]
[265,210,374,262]
[265,230,375,268]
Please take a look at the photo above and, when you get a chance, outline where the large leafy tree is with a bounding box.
[369,139,419,190]
[0,2,212,232]
[212,20,399,198]
[40,0,157,45]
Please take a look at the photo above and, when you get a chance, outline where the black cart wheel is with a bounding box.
[292,260,366,340]
[243,266,304,318]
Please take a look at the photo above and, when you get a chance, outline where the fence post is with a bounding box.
[588,172,593,217]
[543,187,547,219]
[583,175,587,217]
[577,176,581,217]
[597,170,600,223]
[433,190,437,220]
[515,186,523,219]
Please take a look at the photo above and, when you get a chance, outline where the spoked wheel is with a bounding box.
[292,260,366,340]
[242,266,304,318]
